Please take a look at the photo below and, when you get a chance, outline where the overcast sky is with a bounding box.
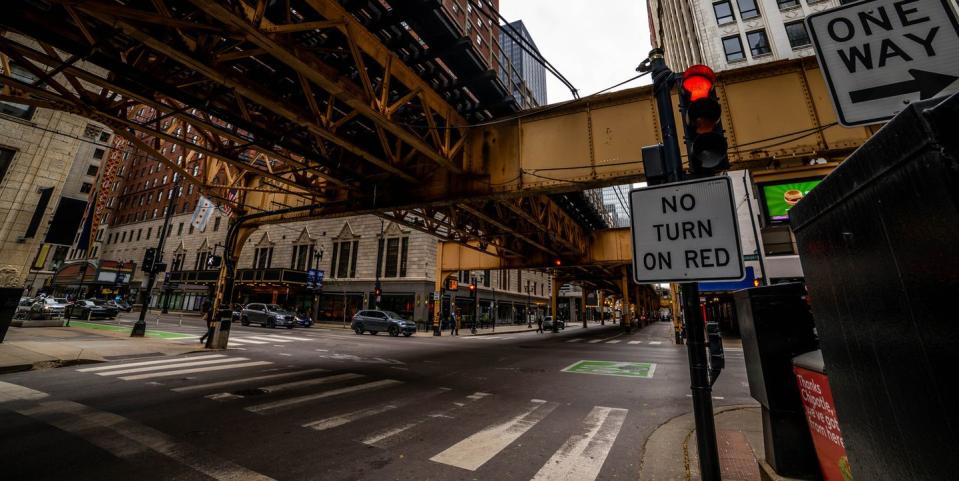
[499,1,653,104]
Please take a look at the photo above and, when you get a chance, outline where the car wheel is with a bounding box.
[370,331,378,335]
[241,317,249,326]
[389,326,399,337]
[403,332,412,337]
[354,324,364,335]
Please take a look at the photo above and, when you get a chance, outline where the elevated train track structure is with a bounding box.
[0,0,873,321]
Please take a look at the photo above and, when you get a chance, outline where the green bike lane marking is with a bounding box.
[561,360,657,379]
[67,321,194,339]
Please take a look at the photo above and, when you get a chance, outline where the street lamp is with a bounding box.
[525,280,531,328]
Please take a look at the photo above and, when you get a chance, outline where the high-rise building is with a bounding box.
[647,0,843,71]
[0,34,114,295]
[597,185,633,228]
[499,20,548,107]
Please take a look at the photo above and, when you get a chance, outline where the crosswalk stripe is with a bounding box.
[587,339,604,344]
[227,340,248,346]
[605,340,622,344]
[254,334,312,342]
[648,341,663,345]
[246,336,294,343]
[0,382,48,403]
[260,373,364,393]
[430,399,559,471]
[565,339,584,343]
[119,361,272,381]
[245,379,402,414]
[361,392,493,447]
[77,354,226,372]
[18,400,276,481]
[172,368,328,392]
[530,406,628,481]
[302,388,448,432]
[231,338,268,345]
[628,341,642,345]
[93,358,250,377]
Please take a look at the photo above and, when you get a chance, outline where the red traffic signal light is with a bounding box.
[681,65,728,176]
[374,287,382,296]
[553,258,562,267]
[681,65,716,101]
[468,283,476,292]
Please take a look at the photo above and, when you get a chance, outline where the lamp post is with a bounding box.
[312,245,324,325]
[525,280,531,328]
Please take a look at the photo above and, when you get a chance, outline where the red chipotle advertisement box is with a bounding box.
[792,350,853,481]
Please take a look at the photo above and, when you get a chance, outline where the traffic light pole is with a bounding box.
[133,182,180,337]
[646,48,722,481]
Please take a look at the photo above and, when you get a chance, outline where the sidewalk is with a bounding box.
[639,404,809,481]
[0,324,203,374]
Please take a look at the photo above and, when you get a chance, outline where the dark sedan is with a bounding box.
[68,300,118,319]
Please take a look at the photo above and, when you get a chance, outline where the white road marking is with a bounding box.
[246,379,402,414]
[172,368,328,392]
[93,357,250,376]
[605,340,622,344]
[259,373,364,393]
[530,406,628,481]
[205,392,244,401]
[19,400,276,481]
[361,392,493,447]
[256,335,313,341]
[0,382,48,403]
[302,389,447,431]
[119,361,273,381]
[246,336,294,343]
[278,353,292,357]
[430,399,559,471]
[648,341,663,345]
[77,354,226,372]
[686,394,726,400]
[232,338,268,345]
[628,341,642,345]
[565,339,584,343]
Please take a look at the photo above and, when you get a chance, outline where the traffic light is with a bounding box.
[553,258,562,267]
[469,278,477,300]
[374,280,382,299]
[680,65,728,177]
[142,248,157,273]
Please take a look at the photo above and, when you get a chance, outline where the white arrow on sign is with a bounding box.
[806,0,959,126]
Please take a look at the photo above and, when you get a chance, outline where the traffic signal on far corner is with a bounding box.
[374,280,382,299]
[142,248,157,273]
[680,65,728,177]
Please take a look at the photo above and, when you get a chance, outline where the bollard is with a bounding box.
[178,314,183,327]
[155,317,160,327]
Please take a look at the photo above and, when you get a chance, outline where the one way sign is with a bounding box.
[807,0,959,125]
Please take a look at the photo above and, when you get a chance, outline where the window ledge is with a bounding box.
[727,57,748,64]
[790,44,813,51]
[751,52,774,59]
[778,5,803,12]
[717,20,737,27]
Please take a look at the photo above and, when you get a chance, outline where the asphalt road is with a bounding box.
[0,318,751,481]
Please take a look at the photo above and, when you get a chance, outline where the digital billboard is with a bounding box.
[761,179,822,222]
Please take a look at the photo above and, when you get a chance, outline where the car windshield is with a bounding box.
[266,304,289,312]
[53,298,68,304]
[383,311,402,319]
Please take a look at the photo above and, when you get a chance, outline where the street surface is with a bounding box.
[0,318,750,481]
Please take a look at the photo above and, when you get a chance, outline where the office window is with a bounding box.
[378,236,408,278]
[253,247,273,269]
[98,132,110,143]
[0,63,37,119]
[746,29,772,56]
[483,270,491,288]
[777,0,800,8]
[785,21,811,48]
[189,224,194,235]
[0,147,14,184]
[737,0,760,19]
[136,229,142,241]
[723,35,746,62]
[121,231,127,242]
[93,148,105,160]
[291,244,314,271]
[195,250,211,270]
[213,217,221,232]
[330,240,359,278]
[146,227,152,239]
[171,253,185,271]
[713,1,735,24]
[86,165,99,176]
[177,223,183,235]
[80,183,93,194]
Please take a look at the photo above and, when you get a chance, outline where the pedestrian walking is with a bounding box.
[450,309,458,336]
[536,316,543,334]
[199,299,215,345]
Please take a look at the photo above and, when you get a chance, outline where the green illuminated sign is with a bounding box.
[762,179,822,221]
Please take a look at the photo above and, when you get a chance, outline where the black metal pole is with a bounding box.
[133,182,180,336]
[646,48,722,481]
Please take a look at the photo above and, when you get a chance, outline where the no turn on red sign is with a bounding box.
[629,177,744,283]
[807,0,959,125]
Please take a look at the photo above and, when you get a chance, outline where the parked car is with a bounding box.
[107,300,133,312]
[239,303,296,329]
[29,297,69,320]
[351,310,415,337]
[294,313,313,328]
[14,297,34,319]
[543,316,565,331]
[68,300,117,319]
[231,304,245,323]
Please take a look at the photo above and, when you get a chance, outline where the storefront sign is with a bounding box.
[561,360,656,379]
[794,366,852,481]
